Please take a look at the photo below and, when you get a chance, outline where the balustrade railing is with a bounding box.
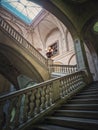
[50,64,77,74]
[0,17,47,66]
[0,71,86,130]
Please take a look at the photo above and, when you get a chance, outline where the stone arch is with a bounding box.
[68,54,76,65]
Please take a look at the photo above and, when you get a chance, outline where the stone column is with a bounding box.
[74,38,92,83]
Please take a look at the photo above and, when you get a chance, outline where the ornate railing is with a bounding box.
[50,64,77,74]
[0,71,86,130]
[0,17,47,66]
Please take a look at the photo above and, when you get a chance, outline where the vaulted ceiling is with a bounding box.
[30,0,98,54]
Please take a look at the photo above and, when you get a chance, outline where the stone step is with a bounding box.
[61,104,98,111]
[74,94,98,99]
[68,98,98,104]
[45,116,98,130]
[32,124,76,130]
[31,82,98,130]
[82,88,98,92]
[79,91,98,95]
[54,110,98,119]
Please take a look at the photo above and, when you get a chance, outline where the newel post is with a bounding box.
[47,58,53,73]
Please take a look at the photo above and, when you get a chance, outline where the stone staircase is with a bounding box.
[31,82,98,130]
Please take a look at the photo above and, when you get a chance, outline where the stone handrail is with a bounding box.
[0,71,86,130]
[50,64,77,74]
[0,17,47,66]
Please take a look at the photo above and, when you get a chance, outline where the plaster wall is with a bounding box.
[0,7,76,66]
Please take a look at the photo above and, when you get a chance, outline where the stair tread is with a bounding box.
[75,94,98,97]
[70,98,98,101]
[83,88,98,91]
[68,99,98,104]
[33,124,76,130]
[62,104,98,106]
[55,110,98,113]
[46,116,98,124]
[32,82,98,130]
[79,91,98,94]
[54,110,98,119]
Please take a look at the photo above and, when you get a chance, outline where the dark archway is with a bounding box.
[0,44,44,89]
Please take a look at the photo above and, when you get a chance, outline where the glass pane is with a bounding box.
[0,0,42,24]
[93,22,98,33]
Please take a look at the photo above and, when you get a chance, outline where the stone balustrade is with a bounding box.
[0,17,47,66]
[50,64,77,74]
[0,71,86,130]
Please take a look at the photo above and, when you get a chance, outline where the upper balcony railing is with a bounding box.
[49,64,77,74]
[0,71,86,130]
[0,16,47,66]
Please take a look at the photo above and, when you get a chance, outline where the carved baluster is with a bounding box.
[66,76,69,93]
[69,75,73,92]
[62,66,63,73]
[49,83,53,105]
[10,29,13,36]
[22,93,29,122]
[15,33,18,41]
[8,26,10,34]
[17,34,19,41]
[58,65,60,73]
[65,77,68,95]
[64,66,65,73]
[63,78,67,97]
[71,75,75,90]
[12,95,22,129]
[70,75,73,92]
[13,30,16,39]
[4,21,7,29]
[63,78,66,97]
[40,87,45,111]
[63,78,65,97]
[73,66,75,72]
[18,36,21,43]
[5,24,8,31]
[65,66,67,73]
[45,85,50,108]
[7,25,10,33]
[4,23,7,30]
[59,79,63,97]
[76,73,79,88]
[68,66,70,74]
[70,75,73,91]
[34,88,41,115]
[28,90,36,118]
[66,76,70,94]
[73,73,77,89]
[48,84,51,106]
[67,76,70,93]
[19,35,21,43]
[62,78,66,97]
[5,99,15,130]
[19,94,25,123]
[14,31,17,39]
